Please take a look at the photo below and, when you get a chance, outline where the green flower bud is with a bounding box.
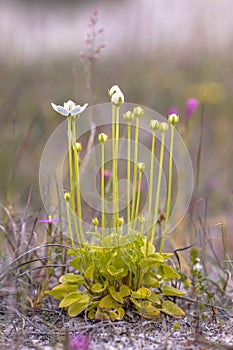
[98,133,108,143]
[123,111,134,123]
[116,217,124,227]
[73,142,82,152]
[159,122,169,133]
[64,192,71,201]
[150,119,160,132]
[92,217,99,226]
[137,162,145,172]
[138,215,146,224]
[133,106,144,118]
[168,113,179,126]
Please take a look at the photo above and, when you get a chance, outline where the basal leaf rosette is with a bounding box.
[45,233,185,320]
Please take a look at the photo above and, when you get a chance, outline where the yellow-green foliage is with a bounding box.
[46,233,185,321]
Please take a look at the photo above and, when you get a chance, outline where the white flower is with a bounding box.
[51,100,88,117]
[108,84,124,106]
[194,262,203,272]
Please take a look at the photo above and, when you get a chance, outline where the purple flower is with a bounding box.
[69,334,90,350]
[98,169,112,180]
[168,107,178,116]
[185,98,199,118]
[38,216,59,224]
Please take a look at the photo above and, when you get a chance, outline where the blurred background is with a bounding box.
[0,0,232,231]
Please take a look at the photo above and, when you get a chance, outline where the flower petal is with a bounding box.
[51,103,69,116]
[109,84,121,97]
[70,103,88,116]
[56,106,70,116]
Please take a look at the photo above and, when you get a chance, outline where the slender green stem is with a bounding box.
[147,131,156,246]
[131,118,139,222]
[127,123,131,225]
[72,119,84,245]
[115,106,120,221]
[151,132,165,244]
[112,104,116,230]
[65,200,75,249]
[101,142,105,240]
[134,170,142,229]
[160,125,175,253]
[67,116,75,210]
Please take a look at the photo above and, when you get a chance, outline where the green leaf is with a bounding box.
[109,286,123,303]
[131,287,151,299]
[67,295,90,317]
[109,285,131,303]
[141,241,155,256]
[59,291,81,308]
[70,256,82,270]
[88,308,96,320]
[138,304,160,318]
[148,291,161,305]
[107,265,124,277]
[45,283,78,300]
[149,253,165,261]
[120,285,131,297]
[99,295,122,310]
[157,264,180,280]
[67,248,78,257]
[91,281,108,293]
[130,298,151,308]
[141,272,159,288]
[161,285,186,297]
[109,307,125,321]
[84,263,95,280]
[139,256,164,269]
[59,273,84,284]
[160,300,185,317]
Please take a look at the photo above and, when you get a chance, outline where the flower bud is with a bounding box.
[116,217,124,227]
[138,215,146,224]
[159,122,169,133]
[137,162,145,172]
[108,85,124,106]
[108,84,121,98]
[98,133,108,143]
[111,90,124,106]
[92,217,99,226]
[73,142,82,152]
[133,106,144,118]
[150,119,160,132]
[168,113,179,126]
[64,192,71,201]
[123,111,134,123]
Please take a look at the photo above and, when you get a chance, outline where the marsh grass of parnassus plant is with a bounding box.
[45,85,188,321]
